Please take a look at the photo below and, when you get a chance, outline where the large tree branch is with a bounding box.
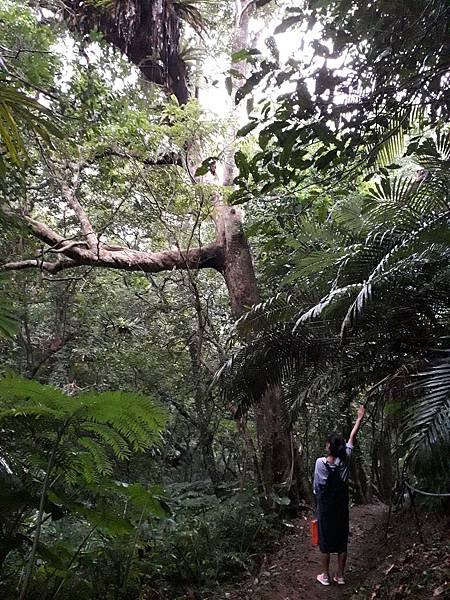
[1,258,76,273]
[89,147,183,168]
[2,243,224,275]
[13,213,88,260]
[26,217,66,246]
[62,183,99,250]
[61,162,100,251]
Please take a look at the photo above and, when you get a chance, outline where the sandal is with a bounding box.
[316,573,331,586]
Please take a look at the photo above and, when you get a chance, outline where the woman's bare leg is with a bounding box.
[337,551,347,577]
[321,552,330,577]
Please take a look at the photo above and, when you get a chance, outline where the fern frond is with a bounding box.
[0,375,70,418]
[79,436,113,480]
[0,376,167,484]
[83,422,131,461]
[75,390,167,454]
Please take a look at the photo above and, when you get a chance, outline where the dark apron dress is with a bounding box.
[316,462,349,554]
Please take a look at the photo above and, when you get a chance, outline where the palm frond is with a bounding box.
[341,213,450,335]
[365,104,425,173]
[403,353,450,460]
[0,300,18,338]
[234,293,298,337]
[171,0,207,36]
[219,323,337,417]
[0,81,62,173]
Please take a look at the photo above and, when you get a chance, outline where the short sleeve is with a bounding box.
[345,442,353,458]
[313,458,328,494]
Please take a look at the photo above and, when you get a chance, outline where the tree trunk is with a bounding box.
[212,194,294,503]
[198,426,221,492]
[188,332,221,494]
[379,412,393,502]
[350,445,369,504]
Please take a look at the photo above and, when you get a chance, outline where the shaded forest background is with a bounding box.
[0,0,449,598]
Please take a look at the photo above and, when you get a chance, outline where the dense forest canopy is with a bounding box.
[0,0,449,598]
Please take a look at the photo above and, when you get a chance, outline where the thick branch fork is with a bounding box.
[2,170,224,275]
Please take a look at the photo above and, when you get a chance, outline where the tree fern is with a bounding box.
[0,375,167,485]
[0,375,168,596]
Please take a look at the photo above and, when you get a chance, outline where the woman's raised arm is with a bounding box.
[348,405,365,446]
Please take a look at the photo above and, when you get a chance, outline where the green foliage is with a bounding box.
[0,1,58,87]
[0,374,168,597]
[219,131,450,474]
[0,81,62,174]
[0,0,449,596]
[230,0,450,202]
[0,277,18,338]
[0,374,167,483]
[0,2,62,175]
[140,486,281,598]
[404,353,450,462]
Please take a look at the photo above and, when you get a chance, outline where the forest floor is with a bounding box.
[218,502,449,600]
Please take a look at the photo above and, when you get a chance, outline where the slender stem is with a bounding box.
[18,426,65,600]
[120,509,145,598]
[50,525,97,599]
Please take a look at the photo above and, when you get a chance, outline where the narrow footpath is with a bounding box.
[222,503,387,600]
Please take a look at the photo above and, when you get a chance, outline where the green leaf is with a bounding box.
[236,120,258,137]
[315,148,338,170]
[48,490,133,536]
[195,156,217,177]
[231,48,261,62]
[234,150,250,179]
[274,15,302,34]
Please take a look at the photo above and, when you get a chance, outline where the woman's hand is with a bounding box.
[357,405,365,420]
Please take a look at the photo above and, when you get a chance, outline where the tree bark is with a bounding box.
[378,408,393,503]
[64,0,189,104]
[188,331,221,494]
[213,0,294,506]
[2,240,223,275]
[350,445,369,504]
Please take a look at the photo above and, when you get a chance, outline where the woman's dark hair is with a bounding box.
[327,432,347,461]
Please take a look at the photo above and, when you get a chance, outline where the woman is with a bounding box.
[313,405,365,586]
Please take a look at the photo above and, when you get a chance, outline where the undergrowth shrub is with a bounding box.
[139,483,282,599]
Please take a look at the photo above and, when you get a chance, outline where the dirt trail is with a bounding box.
[222,503,387,600]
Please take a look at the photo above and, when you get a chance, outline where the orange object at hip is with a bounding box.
[311,518,319,546]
